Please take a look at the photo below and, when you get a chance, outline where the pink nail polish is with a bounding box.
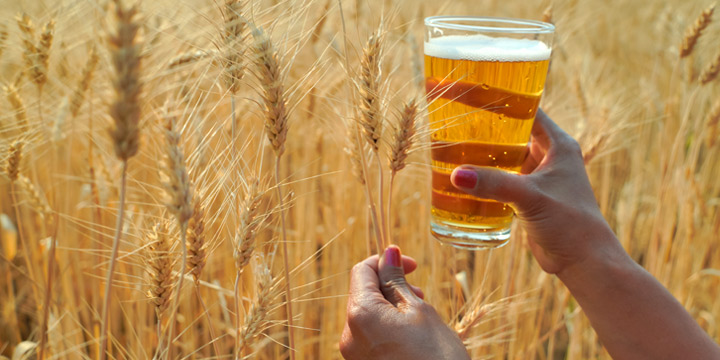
[384,246,401,267]
[452,168,477,189]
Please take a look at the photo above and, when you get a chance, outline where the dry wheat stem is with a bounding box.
[274,158,295,359]
[99,161,128,360]
[250,23,295,357]
[100,1,143,355]
[354,124,384,253]
[680,3,715,58]
[6,141,40,303]
[38,220,58,360]
[160,111,194,359]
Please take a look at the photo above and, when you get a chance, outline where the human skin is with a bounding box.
[339,248,471,360]
[340,108,720,360]
[451,109,720,360]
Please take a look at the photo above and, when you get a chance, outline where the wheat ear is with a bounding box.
[100,1,142,358]
[680,3,715,58]
[238,259,275,356]
[700,52,720,85]
[4,83,29,133]
[0,23,8,60]
[160,108,194,359]
[357,29,385,153]
[233,178,265,356]
[345,121,367,185]
[222,0,246,94]
[542,4,553,24]
[69,46,100,118]
[147,223,176,319]
[387,99,419,241]
[250,24,296,358]
[184,197,220,357]
[357,26,389,248]
[5,141,41,319]
[707,101,720,148]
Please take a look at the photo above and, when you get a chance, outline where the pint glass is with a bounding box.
[425,17,554,249]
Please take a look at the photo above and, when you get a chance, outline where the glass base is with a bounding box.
[431,221,511,250]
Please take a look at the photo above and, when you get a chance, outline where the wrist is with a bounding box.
[556,229,635,293]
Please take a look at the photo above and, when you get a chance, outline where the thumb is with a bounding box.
[378,245,422,308]
[450,165,535,208]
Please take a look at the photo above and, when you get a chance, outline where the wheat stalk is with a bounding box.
[99,0,142,358]
[250,24,296,358]
[233,178,265,356]
[69,46,100,119]
[160,107,194,359]
[356,26,389,249]
[680,3,715,58]
[4,141,41,323]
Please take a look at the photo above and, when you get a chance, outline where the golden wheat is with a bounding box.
[680,3,715,58]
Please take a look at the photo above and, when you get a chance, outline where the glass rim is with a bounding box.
[425,16,555,34]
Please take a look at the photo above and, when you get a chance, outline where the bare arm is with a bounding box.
[452,109,720,359]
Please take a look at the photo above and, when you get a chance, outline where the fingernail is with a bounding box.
[452,168,477,189]
[384,246,401,267]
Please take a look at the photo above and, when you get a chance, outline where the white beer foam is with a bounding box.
[424,34,551,62]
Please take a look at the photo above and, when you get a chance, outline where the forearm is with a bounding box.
[558,234,720,360]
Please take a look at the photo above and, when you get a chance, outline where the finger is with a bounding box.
[348,255,419,303]
[533,109,577,151]
[410,284,425,299]
[378,245,423,308]
[450,165,537,208]
[355,254,418,274]
[520,139,546,174]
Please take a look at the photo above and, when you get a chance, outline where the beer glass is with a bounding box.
[425,16,554,249]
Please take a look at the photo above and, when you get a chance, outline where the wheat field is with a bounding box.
[0,0,719,359]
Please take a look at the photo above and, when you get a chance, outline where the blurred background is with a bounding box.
[0,0,718,359]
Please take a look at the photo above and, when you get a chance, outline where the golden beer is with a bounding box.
[424,27,552,248]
